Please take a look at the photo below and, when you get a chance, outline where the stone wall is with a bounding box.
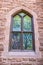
[0,0,43,65]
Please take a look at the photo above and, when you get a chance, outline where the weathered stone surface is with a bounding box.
[39,46,43,51]
[0,0,43,65]
[0,44,4,51]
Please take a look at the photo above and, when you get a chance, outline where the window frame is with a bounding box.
[4,7,40,57]
[9,11,35,51]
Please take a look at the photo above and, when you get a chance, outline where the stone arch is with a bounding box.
[3,6,40,57]
[6,6,37,18]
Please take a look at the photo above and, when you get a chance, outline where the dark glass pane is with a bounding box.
[12,33,21,49]
[23,33,33,50]
[19,13,26,17]
[23,15,32,31]
[13,15,21,31]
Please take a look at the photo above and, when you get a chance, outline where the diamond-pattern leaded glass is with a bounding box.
[13,15,21,31]
[23,15,32,31]
[23,33,33,50]
[12,33,21,49]
[10,12,34,51]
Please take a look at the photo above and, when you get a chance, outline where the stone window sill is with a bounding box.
[7,51,37,57]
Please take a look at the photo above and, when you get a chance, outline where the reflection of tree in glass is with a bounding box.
[12,33,21,49]
[23,33,32,50]
[24,34,27,49]
[23,16,32,31]
[11,12,33,50]
[24,22,31,31]
[13,15,21,31]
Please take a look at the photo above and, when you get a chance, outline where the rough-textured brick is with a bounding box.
[0,44,4,51]
[0,0,43,65]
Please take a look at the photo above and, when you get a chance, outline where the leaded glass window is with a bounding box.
[10,12,35,51]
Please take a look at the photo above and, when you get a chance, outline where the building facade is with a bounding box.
[0,0,43,65]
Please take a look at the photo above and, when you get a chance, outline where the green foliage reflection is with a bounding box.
[23,15,32,31]
[13,15,21,31]
[23,33,33,50]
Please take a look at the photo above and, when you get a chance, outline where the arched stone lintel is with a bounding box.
[6,6,37,19]
[4,6,40,58]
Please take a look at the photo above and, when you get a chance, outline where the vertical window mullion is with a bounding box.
[21,16,23,50]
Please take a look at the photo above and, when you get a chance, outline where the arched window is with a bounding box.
[10,11,35,51]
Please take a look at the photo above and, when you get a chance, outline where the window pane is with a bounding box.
[19,13,26,17]
[23,15,32,31]
[23,33,33,50]
[12,33,21,49]
[13,15,21,31]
